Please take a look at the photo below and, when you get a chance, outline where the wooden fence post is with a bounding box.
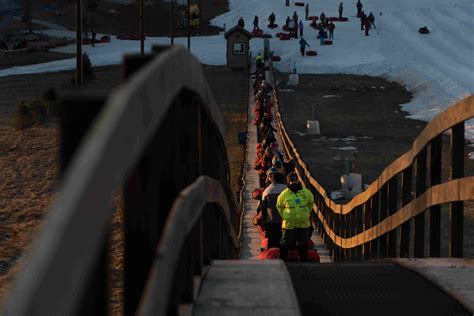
[450,123,464,257]
[430,136,442,257]
[370,192,380,259]
[388,177,398,258]
[414,147,427,258]
[379,184,388,258]
[400,166,412,258]
[59,95,108,315]
[355,206,363,261]
[363,199,372,260]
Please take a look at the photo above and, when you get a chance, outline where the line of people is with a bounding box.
[250,65,319,262]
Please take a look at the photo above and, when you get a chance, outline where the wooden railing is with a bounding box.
[138,176,239,315]
[269,62,474,261]
[3,46,241,315]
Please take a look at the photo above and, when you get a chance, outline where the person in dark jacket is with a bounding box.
[299,19,304,36]
[320,11,326,25]
[268,12,276,27]
[356,0,363,16]
[360,11,366,30]
[285,16,291,27]
[238,17,245,28]
[368,12,376,29]
[253,15,260,31]
[327,21,335,39]
[299,37,310,56]
[305,3,309,20]
[293,11,299,24]
[338,2,344,19]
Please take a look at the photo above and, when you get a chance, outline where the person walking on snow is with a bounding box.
[253,15,260,31]
[338,2,344,19]
[305,3,309,20]
[356,0,363,16]
[299,19,304,36]
[360,11,366,30]
[299,37,310,56]
[286,16,291,28]
[327,20,335,39]
[368,12,376,29]
[364,17,370,35]
[293,11,299,24]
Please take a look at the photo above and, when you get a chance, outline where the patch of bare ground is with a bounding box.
[0,64,248,312]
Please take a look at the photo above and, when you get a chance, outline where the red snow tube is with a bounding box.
[271,56,281,61]
[294,2,305,6]
[324,40,333,45]
[100,35,111,43]
[267,23,279,28]
[308,16,318,21]
[282,25,289,31]
[306,50,317,56]
[419,26,430,34]
[340,17,349,21]
[251,29,264,37]
[279,33,291,40]
[258,247,321,262]
[261,34,272,38]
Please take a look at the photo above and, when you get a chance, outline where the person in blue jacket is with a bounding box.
[298,19,304,36]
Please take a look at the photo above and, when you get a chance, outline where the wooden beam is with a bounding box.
[450,123,464,257]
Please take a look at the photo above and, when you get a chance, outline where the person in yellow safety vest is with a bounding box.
[256,53,264,69]
[276,172,314,261]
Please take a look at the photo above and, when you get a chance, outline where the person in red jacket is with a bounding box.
[327,20,335,39]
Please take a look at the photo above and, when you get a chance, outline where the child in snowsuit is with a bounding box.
[268,12,276,27]
[299,37,310,56]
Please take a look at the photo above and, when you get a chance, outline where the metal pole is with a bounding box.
[187,0,190,50]
[198,0,201,34]
[140,0,144,54]
[76,0,82,89]
[170,0,174,44]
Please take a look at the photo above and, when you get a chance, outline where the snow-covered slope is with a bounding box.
[0,0,472,136]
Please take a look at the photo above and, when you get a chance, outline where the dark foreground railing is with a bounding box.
[3,46,241,315]
[270,61,474,262]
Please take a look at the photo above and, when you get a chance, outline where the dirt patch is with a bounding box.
[0,52,75,70]
[275,72,423,193]
[0,64,248,310]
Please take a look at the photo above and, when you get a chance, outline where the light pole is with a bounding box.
[187,0,191,50]
[170,0,174,44]
[76,0,82,89]
[140,0,144,54]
